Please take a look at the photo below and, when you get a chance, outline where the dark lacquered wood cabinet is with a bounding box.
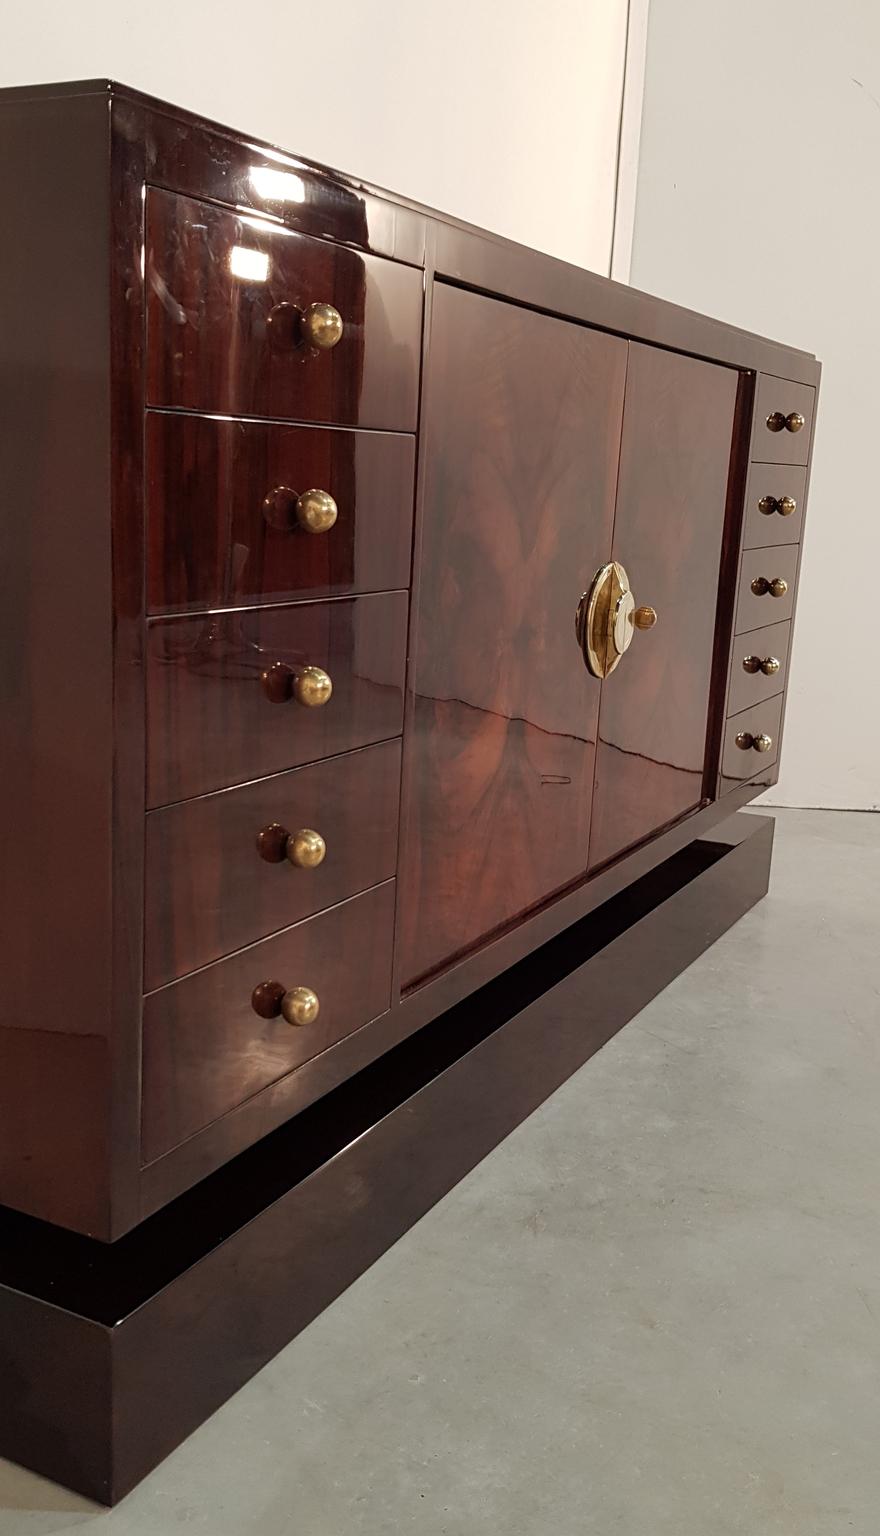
[0,79,819,1243]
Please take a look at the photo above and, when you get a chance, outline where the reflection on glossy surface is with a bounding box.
[248,164,306,204]
[146,187,422,429]
[400,285,627,987]
[146,592,408,806]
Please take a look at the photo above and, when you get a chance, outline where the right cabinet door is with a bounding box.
[589,344,739,870]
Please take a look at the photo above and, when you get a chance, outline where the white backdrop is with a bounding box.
[629,0,880,810]
[2,0,628,273]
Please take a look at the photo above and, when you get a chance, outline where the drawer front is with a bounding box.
[146,413,415,615]
[720,694,785,790]
[146,592,408,807]
[735,545,799,633]
[145,187,422,430]
[142,881,395,1161]
[145,739,402,991]
[727,621,791,716]
[743,461,807,549]
[753,375,815,466]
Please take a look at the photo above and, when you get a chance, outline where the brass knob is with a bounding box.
[300,301,344,350]
[766,411,786,433]
[742,655,781,676]
[757,493,797,517]
[288,828,326,868]
[281,986,320,1027]
[294,665,333,708]
[786,411,805,433]
[750,575,788,598]
[250,981,321,1026]
[256,823,326,867]
[296,489,338,534]
[765,409,805,435]
[735,730,773,753]
[633,606,658,630]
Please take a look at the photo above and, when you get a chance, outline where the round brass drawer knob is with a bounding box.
[751,575,788,598]
[294,665,333,708]
[758,493,798,517]
[288,828,326,869]
[633,605,658,630]
[296,488,338,534]
[281,985,320,1027]
[786,411,805,433]
[742,655,781,676]
[766,411,786,433]
[300,301,344,350]
[735,730,773,753]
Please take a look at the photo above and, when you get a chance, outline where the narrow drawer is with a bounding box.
[142,881,396,1161]
[727,621,791,716]
[145,739,402,990]
[146,413,415,615]
[146,591,408,807]
[720,694,785,791]
[145,187,422,431]
[742,462,807,549]
[735,545,799,634]
[753,375,815,466]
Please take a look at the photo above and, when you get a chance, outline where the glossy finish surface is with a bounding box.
[146,188,422,430]
[589,345,738,870]
[146,413,415,613]
[727,620,791,715]
[400,283,626,987]
[753,375,815,465]
[743,460,807,548]
[0,810,772,1504]
[735,544,799,633]
[142,880,396,1160]
[146,592,408,805]
[720,695,785,790]
[145,739,401,989]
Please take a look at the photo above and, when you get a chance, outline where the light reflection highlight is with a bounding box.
[249,166,307,204]
[229,246,270,282]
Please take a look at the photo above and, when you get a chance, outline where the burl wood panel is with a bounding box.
[142,881,396,1160]
[146,592,408,806]
[145,739,401,990]
[146,413,415,614]
[589,345,738,870]
[145,188,422,430]
[400,284,627,988]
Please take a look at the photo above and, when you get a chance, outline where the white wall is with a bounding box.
[629,0,880,810]
[3,0,628,273]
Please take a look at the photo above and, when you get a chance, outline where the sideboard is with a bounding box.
[0,79,818,1501]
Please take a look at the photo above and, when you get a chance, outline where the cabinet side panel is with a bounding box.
[0,96,114,1234]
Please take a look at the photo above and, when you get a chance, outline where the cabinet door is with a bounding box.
[400,285,626,988]
[588,344,738,869]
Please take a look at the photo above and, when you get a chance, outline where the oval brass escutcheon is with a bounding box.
[576,561,657,679]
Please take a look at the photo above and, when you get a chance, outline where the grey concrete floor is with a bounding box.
[1,807,879,1534]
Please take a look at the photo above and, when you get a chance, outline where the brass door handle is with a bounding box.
[576,562,658,679]
[766,411,806,434]
[256,824,327,867]
[742,655,781,676]
[260,662,333,706]
[735,731,773,753]
[251,982,321,1026]
[757,494,797,517]
[750,576,788,598]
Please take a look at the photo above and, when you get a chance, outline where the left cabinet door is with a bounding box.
[399,285,627,988]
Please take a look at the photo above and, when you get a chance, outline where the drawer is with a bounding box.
[142,881,395,1160]
[727,621,791,716]
[753,375,815,466]
[146,591,408,807]
[735,545,799,634]
[742,462,807,549]
[145,187,422,430]
[145,739,402,991]
[720,694,784,791]
[146,413,415,615]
